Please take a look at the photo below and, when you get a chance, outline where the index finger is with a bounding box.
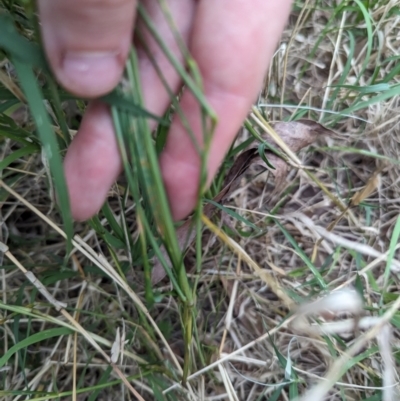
[159,0,293,220]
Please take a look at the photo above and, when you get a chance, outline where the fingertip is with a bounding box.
[69,201,100,223]
[38,0,135,98]
[64,101,122,221]
[159,152,200,221]
[58,51,125,98]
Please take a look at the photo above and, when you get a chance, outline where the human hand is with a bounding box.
[38,0,292,221]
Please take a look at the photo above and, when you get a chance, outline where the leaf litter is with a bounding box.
[152,119,334,284]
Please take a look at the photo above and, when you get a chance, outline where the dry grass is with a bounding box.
[2,1,400,400]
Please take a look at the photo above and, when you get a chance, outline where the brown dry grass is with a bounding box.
[2,1,400,400]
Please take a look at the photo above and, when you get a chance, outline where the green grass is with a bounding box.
[2,0,400,400]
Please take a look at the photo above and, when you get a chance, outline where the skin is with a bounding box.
[38,0,293,221]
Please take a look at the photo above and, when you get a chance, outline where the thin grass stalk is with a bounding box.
[110,46,198,384]
[127,6,217,382]
[129,47,198,384]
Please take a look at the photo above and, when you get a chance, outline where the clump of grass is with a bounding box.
[2,0,400,400]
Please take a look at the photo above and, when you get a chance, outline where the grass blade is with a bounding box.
[0,327,73,368]
[11,58,74,249]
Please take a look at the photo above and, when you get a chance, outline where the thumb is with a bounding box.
[38,0,136,98]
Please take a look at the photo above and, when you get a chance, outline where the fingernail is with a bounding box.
[62,51,121,96]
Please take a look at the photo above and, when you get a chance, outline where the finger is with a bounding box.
[64,101,121,221]
[38,0,136,98]
[135,0,195,118]
[64,0,195,220]
[160,0,293,220]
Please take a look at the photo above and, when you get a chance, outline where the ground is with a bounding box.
[1,1,400,400]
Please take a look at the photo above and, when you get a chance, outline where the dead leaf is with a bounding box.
[267,119,329,152]
[151,119,333,284]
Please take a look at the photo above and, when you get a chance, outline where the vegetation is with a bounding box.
[1,1,400,400]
